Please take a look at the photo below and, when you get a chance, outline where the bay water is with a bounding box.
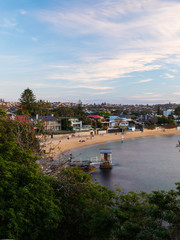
[70,134,180,193]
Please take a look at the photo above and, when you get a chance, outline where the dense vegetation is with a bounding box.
[1,109,180,239]
[18,88,52,116]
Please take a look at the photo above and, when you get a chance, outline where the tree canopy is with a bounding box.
[19,88,36,115]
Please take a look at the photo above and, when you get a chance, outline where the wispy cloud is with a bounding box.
[32,37,38,42]
[0,18,17,28]
[164,73,174,79]
[36,0,180,87]
[2,0,180,103]
[47,53,160,84]
[20,9,27,15]
[91,91,111,95]
[136,79,152,84]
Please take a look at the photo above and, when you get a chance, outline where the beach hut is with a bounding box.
[100,149,112,169]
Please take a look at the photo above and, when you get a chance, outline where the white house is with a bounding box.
[69,118,82,131]
[163,109,173,117]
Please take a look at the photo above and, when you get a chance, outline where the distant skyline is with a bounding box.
[1,0,180,104]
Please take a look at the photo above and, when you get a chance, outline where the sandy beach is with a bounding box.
[43,128,180,159]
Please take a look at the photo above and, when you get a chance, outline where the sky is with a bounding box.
[1,0,180,104]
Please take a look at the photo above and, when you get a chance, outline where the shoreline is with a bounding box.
[44,128,180,159]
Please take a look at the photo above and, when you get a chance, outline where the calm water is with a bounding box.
[70,135,180,193]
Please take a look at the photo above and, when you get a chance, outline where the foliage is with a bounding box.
[0,117,62,240]
[36,99,52,116]
[113,190,170,240]
[54,106,91,126]
[1,115,180,239]
[157,106,163,115]
[53,168,115,240]
[157,115,176,126]
[0,116,40,158]
[0,158,62,240]
[94,111,112,118]
[0,108,7,117]
[19,88,37,115]
[174,106,180,116]
[61,118,73,131]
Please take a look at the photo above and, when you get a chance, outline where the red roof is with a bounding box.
[88,115,103,119]
[15,115,31,124]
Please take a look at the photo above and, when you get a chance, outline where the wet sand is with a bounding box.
[43,128,180,159]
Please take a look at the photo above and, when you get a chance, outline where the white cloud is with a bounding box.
[47,52,161,84]
[91,91,111,95]
[136,79,152,84]
[173,92,180,95]
[164,73,174,79]
[131,93,166,102]
[20,9,27,15]
[32,37,38,42]
[35,0,180,87]
[0,18,17,28]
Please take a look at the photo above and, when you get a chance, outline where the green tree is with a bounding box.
[174,106,180,116]
[0,108,6,118]
[37,99,52,116]
[0,117,62,240]
[54,167,115,240]
[61,118,73,131]
[19,88,36,115]
[157,106,162,115]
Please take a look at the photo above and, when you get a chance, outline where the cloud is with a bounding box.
[164,73,174,79]
[91,91,111,95]
[136,79,152,84]
[35,0,180,87]
[0,18,17,28]
[32,37,38,42]
[20,9,27,15]
[37,0,180,45]
[47,52,161,84]
[0,55,18,60]
[173,92,180,95]
[130,93,167,102]
[64,85,114,90]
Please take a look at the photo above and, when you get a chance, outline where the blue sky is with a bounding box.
[1,0,180,104]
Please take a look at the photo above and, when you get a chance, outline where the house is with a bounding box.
[38,115,61,132]
[6,112,16,120]
[109,115,129,128]
[80,124,93,131]
[138,114,152,122]
[68,118,82,131]
[163,109,173,117]
[88,115,104,121]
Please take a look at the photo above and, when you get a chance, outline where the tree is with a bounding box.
[0,117,62,240]
[174,106,180,116]
[37,99,52,116]
[77,99,82,110]
[19,88,36,115]
[0,108,6,118]
[157,106,162,115]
